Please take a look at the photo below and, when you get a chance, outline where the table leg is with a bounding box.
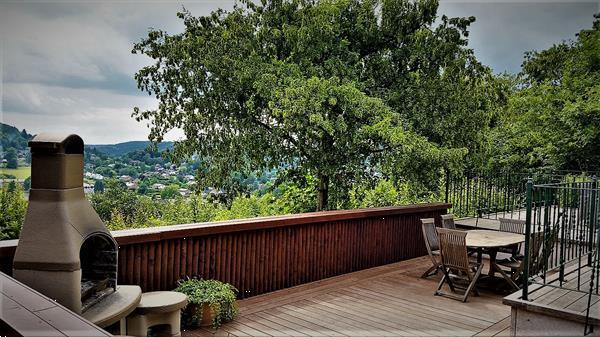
[488,249,497,277]
[120,317,126,335]
[488,248,519,291]
[477,248,482,265]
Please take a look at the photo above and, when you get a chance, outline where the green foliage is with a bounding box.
[175,278,239,328]
[0,123,32,155]
[0,184,27,240]
[87,141,174,158]
[349,179,440,209]
[5,149,18,169]
[90,179,142,225]
[272,176,317,214]
[0,167,31,180]
[213,194,275,221]
[137,182,148,195]
[160,184,180,199]
[351,180,400,208]
[94,180,104,193]
[132,0,493,210]
[489,14,600,172]
[23,177,31,191]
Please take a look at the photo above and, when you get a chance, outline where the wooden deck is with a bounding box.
[504,262,600,326]
[184,256,512,337]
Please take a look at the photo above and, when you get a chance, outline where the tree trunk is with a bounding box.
[317,174,329,211]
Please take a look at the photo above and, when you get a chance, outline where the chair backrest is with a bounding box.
[441,214,456,229]
[499,218,526,234]
[436,228,469,270]
[421,218,439,252]
[521,232,545,276]
[538,224,560,272]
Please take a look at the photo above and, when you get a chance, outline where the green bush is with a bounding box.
[0,184,27,240]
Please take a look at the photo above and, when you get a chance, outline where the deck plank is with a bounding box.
[183,256,512,337]
[473,316,511,337]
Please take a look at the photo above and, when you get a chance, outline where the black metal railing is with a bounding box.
[444,170,596,220]
[518,178,600,334]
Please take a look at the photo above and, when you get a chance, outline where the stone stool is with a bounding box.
[126,291,188,337]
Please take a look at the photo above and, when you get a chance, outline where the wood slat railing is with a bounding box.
[0,203,449,299]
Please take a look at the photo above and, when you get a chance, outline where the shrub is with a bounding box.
[175,278,238,329]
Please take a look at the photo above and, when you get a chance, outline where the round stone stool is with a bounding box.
[126,291,188,337]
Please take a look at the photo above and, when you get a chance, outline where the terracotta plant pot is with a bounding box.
[184,303,215,327]
[186,301,238,327]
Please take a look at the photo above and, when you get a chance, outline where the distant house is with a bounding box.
[152,183,165,190]
[84,172,104,180]
[184,175,195,181]
[83,183,94,194]
[120,175,133,182]
[202,187,226,198]
[178,188,191,197]
[125,181,138,190]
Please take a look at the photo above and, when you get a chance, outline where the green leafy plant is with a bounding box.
[174,278,239,329]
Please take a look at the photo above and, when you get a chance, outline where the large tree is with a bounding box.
[132,0,495,210]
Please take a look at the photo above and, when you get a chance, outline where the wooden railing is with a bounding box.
[0,203,449,299]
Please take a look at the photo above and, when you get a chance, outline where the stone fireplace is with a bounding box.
[13,133,118,314]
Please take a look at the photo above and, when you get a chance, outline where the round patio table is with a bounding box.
[466,229,525,290]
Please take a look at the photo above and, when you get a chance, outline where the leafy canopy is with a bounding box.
[132,0,495,209]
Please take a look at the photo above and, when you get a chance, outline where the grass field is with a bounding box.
[0,166,31,180]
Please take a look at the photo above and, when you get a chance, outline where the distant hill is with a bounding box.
[1,122,173,158]
[86,141,174,157]
[0,123,34,155]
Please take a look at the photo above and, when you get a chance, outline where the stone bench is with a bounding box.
[126,291,188,337]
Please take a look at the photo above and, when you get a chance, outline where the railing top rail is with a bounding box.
[0,203,451,249]
[533,181,598,190]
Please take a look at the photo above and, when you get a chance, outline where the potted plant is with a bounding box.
[175,278,239,329]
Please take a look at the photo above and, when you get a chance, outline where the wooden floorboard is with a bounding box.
[183,256,512,337]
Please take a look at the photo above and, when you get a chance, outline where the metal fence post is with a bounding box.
[523,178,533,301]
[589,176,597,266]
[444,169,450,204]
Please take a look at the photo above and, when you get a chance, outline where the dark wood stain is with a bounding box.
[0,204,448,298]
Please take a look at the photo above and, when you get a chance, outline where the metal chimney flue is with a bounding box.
[13,133,118,314]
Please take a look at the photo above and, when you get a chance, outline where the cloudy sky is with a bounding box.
[0,1,598,144]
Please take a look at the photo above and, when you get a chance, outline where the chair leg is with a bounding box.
[462,264,483,302]
[446,270,456,292]
[436,268,456,295]
[435,273,447,294]
[421,264,439,278]
[435,268,452,295]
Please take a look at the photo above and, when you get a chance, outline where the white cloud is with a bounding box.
[0,0,596,144]
[0,1,232,143]
[438,1,598,73]
[1,82,184,144]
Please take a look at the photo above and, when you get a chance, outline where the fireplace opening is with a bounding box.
[80,234,117,312]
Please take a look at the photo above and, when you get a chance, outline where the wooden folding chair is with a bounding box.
[420,218,441,278]
[498,218,526,258]
[499,218,526,234]
[441,214,456,229]
[497,231,544,284]
[435,228,483,302]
